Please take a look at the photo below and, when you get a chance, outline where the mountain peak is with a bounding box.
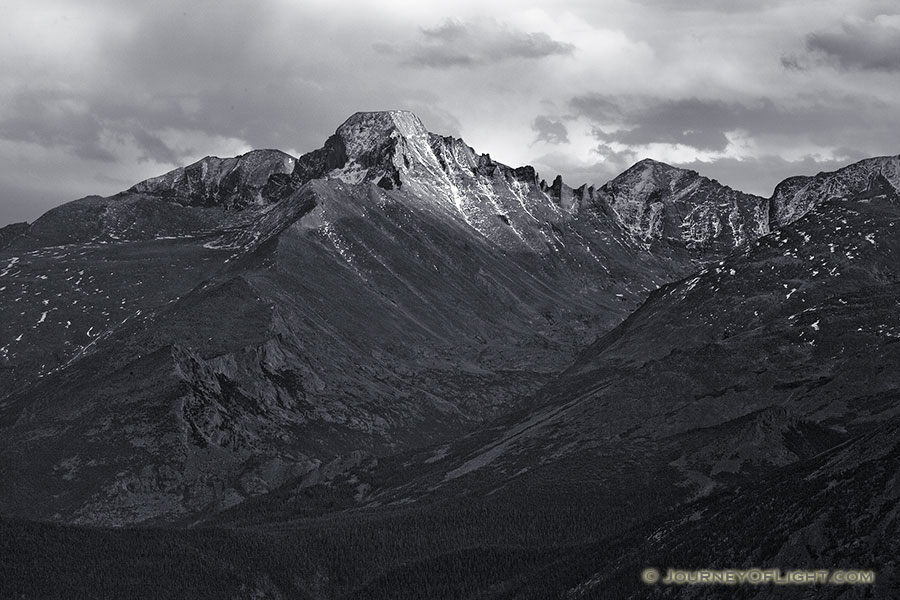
[128,149,297,208]
[291,110,440,189]
[770,154,900,227]
[631,158,678,169]
[618,158,697,185]
[336,110,429,155]
[600,158,768,251]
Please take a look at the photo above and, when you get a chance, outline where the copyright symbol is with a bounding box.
[642,568,660,584]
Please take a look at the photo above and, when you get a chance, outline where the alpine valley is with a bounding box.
[1,111,898,599]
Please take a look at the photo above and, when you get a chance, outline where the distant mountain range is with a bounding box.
[1,111,898,599]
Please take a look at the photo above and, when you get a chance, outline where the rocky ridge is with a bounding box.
[2,111,897,529]
[1,111,899,598]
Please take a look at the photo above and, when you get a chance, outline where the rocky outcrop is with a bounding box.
[0,221,28,251]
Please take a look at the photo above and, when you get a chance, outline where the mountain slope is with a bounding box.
[211,153,900,598]
[0,116,897,598]
[363,154,900,503]
[531,412,900,599]
[184,154,900,594]
[0,111,759,525]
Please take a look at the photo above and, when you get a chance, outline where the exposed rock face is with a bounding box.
[770,155,900,227]
[291,111,449,190]
[597,158,771,253]
[2,111,900,598]
[323,157,900,514]
[128,149,297,208]
[0,111,702,525]
[292,111,610,251]
[2,109,894,531]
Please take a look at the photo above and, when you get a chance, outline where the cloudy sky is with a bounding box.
[2,0,899,225]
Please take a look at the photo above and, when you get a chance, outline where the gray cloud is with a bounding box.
[569,94,882,152]
[0,2,443,175]
[807,16,900,71]
[0,89,116,162]
[559,90,900,198]
[3,1,900,229]
[420,20,468,42]
[0,182,56,226]
[532,116,569,144]
[131,129,180,165]
[779,54,808,71]
[571,95,747,151]
[669,154,870,197]
[376,19,575,69]
[628,0,787,12]
[0,87,199,167]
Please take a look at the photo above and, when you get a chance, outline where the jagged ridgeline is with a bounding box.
[2,111,900,599]
[3,109,732,524]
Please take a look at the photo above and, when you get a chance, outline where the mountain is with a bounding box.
[0,110,764,526]
[332,154,900,597]
[347,154,900,506]
[598,158,771,252]
[1,111,897,598]
[770,155,900,227]
[180,153,900,597]
[127,149,298,209]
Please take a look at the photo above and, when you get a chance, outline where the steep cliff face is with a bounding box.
[290,111,449,190]
[110,112,791,257]
[291,111,609,252]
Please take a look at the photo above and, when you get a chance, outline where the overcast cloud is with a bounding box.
[1,0,899,225]
[376,19,575,68]
[806,14,900,70]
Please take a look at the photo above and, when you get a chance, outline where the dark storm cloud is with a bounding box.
[532,116,569,144]
[376,19,575,69]
[806,16,900,71]
[569,94,879,152]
